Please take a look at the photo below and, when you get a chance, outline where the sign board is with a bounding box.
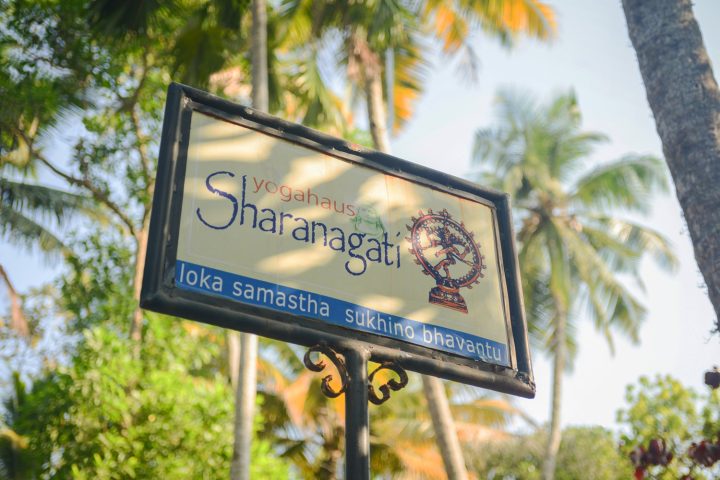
[141,83,535,398]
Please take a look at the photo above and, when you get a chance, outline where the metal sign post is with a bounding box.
[141,83,535,478]
[303,343,408,479]
[342,347,370,480]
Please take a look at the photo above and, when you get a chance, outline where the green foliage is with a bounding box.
[0,178,94,255]
[60,232,136,332]
[0,0,92,169]
[0,372,32,480]
[617,375,720,479]
[8,318,289,479]
[555,427,635,480]
[0,0,100,259]
[1,0,171,244]
[469,426,633,480]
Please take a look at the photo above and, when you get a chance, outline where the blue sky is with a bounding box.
[2,0,718,430]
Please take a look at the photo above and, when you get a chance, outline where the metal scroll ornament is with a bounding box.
[407,209,486,313]
[368,362,409,405]
[303,345,348,398]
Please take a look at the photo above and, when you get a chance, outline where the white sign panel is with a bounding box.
[175,111,513,366]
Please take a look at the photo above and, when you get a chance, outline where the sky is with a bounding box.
[391,0,720,429]
[1,0,719,432]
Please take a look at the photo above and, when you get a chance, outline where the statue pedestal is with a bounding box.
[429,284,467,314]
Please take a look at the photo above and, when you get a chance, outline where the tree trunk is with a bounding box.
[231,1,267,479]
[422,376,469,480]
[317,425,343,480]
[130,220,149,345]
[231,332,258,480]
[250,0,269,113]
[542,309,567,480]
[622,0,720,331]
[0,264,29,337]
[228,331,241,388]
[365,66,391,154]
[365,72,469,479]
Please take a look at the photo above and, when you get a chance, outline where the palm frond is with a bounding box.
[586,215,678,272]
[548,131,608,181]
[462,0,557,45]
[577,224,643,275]
[171,9,229,89]
[87,0,183,36]
[392,440,446,479]
[424,1,470,54]
[284,47,351,133]
[450,397,520,428]
[545,221,572,312]
[277,0,311,44]
[552,218,647,349]
[425,0,556,54]
[571,154,669,213]
[0,178,94,224]
[0,207,69,255]
[391,31,430,133]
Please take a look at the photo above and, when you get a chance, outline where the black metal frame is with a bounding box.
[140,82,535,399]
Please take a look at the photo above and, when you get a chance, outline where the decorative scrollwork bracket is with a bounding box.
[303,345,408,405]
[303,344,349,398]
[368,361,409,405]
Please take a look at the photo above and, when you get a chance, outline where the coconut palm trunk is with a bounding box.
[365,66,391,154]
[422,376,469,480]
[231,1,267,479]
[622,0,720,329]
[228,331,241,387]
[542,305,567,480]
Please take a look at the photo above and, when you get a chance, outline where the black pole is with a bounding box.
[344,346,370,480]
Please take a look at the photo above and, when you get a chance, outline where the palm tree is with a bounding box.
[471,90,677,480]
[622,0,720,331]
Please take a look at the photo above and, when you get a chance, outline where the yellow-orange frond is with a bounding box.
[257,357,289,391]
[394,441,446,479]
[455,0,557,43]
[281,371,314,428]
[432,4,469,54]
[330,394,345,424]
[500,0,557,39]
[393,84,420,133]
[391,35,427,134]
[455,421,510,443]
[535,2,557,36]
[181,320,217,342]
